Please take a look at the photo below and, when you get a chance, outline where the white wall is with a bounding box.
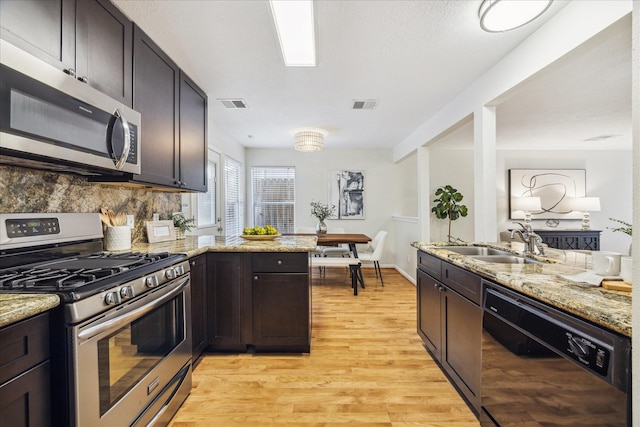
[428,148,476,242]
[245,148,400,266]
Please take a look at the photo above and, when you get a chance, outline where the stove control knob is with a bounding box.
[120,286,135,299]
[174,265,185,276]
[104,291,121,306]
[165,269,176,280]
[146,275,159,288]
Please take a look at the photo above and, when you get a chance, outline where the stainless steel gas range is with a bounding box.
[0,213,192,427]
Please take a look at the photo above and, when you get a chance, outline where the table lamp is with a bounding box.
[512,197,542,227]
[568,197,601,230]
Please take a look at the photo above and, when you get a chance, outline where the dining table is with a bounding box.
[314,233,372,258]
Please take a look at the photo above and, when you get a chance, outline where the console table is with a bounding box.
[534,229,601,250]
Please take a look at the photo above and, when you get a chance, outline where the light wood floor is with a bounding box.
[169,267,479,426]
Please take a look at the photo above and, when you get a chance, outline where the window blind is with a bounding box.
[224,156,244,237]
[251,166,295,234]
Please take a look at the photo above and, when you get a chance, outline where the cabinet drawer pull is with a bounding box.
[277,260,283,265]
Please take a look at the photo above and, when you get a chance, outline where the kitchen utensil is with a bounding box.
[602,280,631,292]
[107,209,117,226]
[100,213,111,226]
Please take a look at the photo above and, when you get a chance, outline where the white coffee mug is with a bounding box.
[620,256,632,284]
[591,251,622,276]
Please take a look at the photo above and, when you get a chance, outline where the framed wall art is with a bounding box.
[328,170,365,219]
[145,220,176,243]
[509,169,586,220]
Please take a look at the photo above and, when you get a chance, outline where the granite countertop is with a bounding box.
[130,234,318,258]
[0,294,60,328]
[412,241,631,338]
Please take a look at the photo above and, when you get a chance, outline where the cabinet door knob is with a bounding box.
[254,275,259,281]
[191,260,195,266]
[277,260,283,265]
[63,68,76,77]
[77,76,89,83]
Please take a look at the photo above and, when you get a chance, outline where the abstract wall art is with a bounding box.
[509,169,586,220]
[328,170,365,219]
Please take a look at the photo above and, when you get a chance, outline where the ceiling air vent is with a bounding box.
[352,99,378,110]
[219,99,248,109]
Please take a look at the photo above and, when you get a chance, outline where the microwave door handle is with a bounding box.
[111,108,131,170]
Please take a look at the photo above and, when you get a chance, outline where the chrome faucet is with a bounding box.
[510,222,545,256]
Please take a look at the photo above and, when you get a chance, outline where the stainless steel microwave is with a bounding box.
[0,40,141,175]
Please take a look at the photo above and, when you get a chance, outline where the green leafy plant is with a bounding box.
[310,201,335,221]
[171,213,196,232]
[608,218,632,236]
[431,185,468,242]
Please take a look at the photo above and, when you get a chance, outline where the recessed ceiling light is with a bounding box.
[269,0,316,66]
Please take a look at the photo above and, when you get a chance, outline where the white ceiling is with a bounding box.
[112,0,631,152]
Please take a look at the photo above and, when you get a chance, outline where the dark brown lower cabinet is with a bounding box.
[416,251,481,415]
[206,253,246,352]
[0,313,52,427]
[189,254,207,362]
[205,252,310,353]
[252,273,310,351]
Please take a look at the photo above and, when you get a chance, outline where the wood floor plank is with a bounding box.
[169,267,479,426]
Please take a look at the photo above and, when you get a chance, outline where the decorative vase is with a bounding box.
[316,220,327,234]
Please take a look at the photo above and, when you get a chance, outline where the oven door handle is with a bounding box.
[78,277,189,341]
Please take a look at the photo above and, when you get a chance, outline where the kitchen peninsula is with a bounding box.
[134,234,317,356]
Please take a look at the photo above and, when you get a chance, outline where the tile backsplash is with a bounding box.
[0,166,181,243]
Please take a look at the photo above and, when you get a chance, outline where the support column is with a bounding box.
[473,106,498,242]
[417,145,431,241]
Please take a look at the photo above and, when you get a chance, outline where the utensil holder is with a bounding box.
[105,226,131,251]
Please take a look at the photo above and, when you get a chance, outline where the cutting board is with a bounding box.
[602,280,632,292]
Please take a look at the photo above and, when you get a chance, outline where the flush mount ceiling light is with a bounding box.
[479,0,553,33]
[294,128,326,152]
[269,0,316,66]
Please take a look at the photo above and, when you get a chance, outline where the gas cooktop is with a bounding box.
[0,251,185,301]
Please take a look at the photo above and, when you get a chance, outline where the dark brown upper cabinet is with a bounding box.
[0,0,133,106]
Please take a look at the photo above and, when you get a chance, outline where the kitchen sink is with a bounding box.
[439,246,514,256]
[471,255,542,264]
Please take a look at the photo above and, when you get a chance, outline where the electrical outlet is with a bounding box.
[126,215,135,229]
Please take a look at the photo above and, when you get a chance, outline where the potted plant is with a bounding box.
[609,217,632,255]
[431,185,468,242]
[310,201,335,234]
[171,213,195,239]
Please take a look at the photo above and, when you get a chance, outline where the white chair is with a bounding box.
[358,230,387,286]
[321,227,351,258]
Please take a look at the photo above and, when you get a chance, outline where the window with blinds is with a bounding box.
[224,156,244,237]
[251,166,295,234]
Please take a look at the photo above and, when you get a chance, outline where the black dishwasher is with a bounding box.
[481,283,631,427]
